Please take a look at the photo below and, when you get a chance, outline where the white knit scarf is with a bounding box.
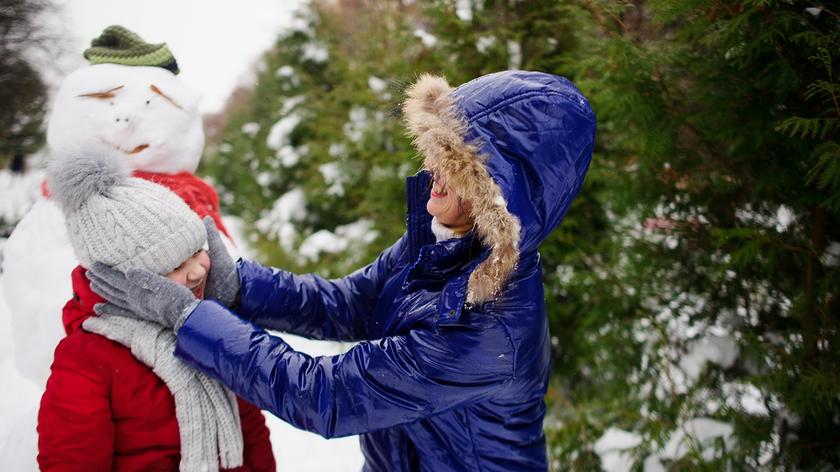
[83,314,244,472]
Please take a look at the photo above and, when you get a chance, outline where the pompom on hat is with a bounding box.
[47,143,206,275]
[84,25,180,74]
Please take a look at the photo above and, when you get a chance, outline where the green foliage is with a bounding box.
[201,0,840,469]
[777,116,839,140]
[203,3,428,274]
[549,0,840,469]
[0,0,49,170]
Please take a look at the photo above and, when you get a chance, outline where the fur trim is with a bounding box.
[403,74,521,304]
[48,144,129,213]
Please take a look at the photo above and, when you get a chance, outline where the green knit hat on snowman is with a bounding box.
[84,25,180,74]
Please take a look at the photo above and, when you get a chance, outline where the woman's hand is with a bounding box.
[203,216,241,307]
[87,263,199,329]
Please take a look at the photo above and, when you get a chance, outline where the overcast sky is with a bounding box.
[47,0,305,113]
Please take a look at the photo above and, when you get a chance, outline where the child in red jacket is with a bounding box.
[37,147,276,471]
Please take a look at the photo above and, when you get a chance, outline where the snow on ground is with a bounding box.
[0,168,58,470]
[210,213,364,472]
[264,335,364,471]
[223,214,362,471]
[2,199,76,385]
[221,216,366,471]
[0,283,42,470]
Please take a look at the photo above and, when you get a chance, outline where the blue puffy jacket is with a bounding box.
[174,71,595,471]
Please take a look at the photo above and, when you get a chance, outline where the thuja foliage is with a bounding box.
[202,2,429,274]
[0,0,49,170]
[201,0,839,469]
[200,0,586,275]
[549,0,840,469]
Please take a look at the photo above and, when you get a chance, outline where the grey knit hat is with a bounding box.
[47,145,206,275]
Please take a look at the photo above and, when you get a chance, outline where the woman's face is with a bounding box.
[166,249,211,299]
[426,173,473,231]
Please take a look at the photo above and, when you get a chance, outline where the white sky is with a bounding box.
[48,0,305,113]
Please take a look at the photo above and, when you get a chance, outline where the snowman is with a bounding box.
[1,25,233,388]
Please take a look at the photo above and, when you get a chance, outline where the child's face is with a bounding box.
[166,249,211,299]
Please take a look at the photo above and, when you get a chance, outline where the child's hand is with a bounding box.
[203,217,241,307]
[88,262,199,330]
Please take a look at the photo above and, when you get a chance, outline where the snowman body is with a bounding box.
[2,63,207,385]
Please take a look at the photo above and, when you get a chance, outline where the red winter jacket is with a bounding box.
[37,266,276,471]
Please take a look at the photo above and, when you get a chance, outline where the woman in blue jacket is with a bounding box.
[89,70,596,471]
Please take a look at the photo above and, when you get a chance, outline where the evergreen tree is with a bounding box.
[202,0,840,469]
[0,0,54,241]
[548,1,840,469]
[204,1,446,275]
[202,0,589,275]
[0,0,50,171]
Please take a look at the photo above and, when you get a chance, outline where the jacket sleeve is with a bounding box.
[175,300,515,439]
[234,235,407,341]
[236,397,276,472]
[37,336,115,472]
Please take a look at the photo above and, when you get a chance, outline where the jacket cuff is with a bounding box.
[174,298,202,333]
[174,300,250,378]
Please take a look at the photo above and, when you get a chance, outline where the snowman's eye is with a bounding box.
[77,85,125,100]
[150,84,183,110]
[146,100,151,105]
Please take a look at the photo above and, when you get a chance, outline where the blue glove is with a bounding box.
[88,262,199,330]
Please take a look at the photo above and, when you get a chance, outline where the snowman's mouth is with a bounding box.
[126,144,149,155]
[101,138,150,155]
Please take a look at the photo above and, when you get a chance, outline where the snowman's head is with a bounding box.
[47,63,204,174]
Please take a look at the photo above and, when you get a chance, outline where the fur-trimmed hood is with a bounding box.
[403,71,595,303]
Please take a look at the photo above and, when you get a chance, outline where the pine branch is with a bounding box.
[802,207,827,359]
